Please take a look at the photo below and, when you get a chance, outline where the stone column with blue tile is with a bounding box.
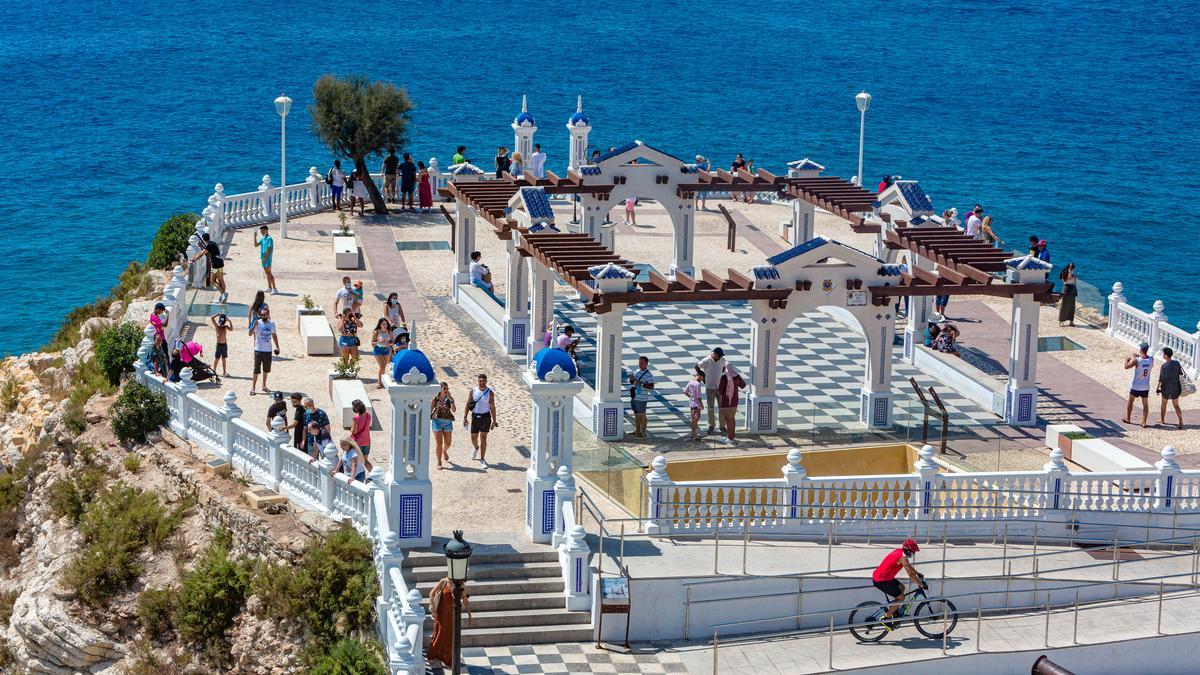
[859,313,895,428]
[588,263,637,441]
[511,95,537,171]
[527,258,555,363]
[451,200,476,296]
[385,346,439,549]
[503,238,530,354]
[746,299,786,434]
[668,199,696,279]
[1004,255,1052,426]
[902,257,934,364]
[524,348,583,543]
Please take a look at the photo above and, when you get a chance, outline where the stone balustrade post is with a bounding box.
[553,466,577,548]
[781,449,808,522]
[1149,300,1167,351]
[644,455,674,534]
[267,416,289,490]
[1042,448,1069,512]
[307,167,322,210]
[319,443,337,514]
[218,390,241,462]
[400,588,425,657]
[391,633,416,675]
[185,234,203,287]
[559,524,591,611]
[1155,446,1181,512]
[912,445,940,523]
[258,175,274,220]
[173,368,197,439]
[1193,323,1200,378]
[136,325,155,376]
[1106,282,1126,337]
[209,183,225,237]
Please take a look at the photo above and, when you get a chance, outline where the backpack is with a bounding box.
[1181,370,1197,398]
[325,169,334,185]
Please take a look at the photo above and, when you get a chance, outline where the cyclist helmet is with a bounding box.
[902,538,920,555]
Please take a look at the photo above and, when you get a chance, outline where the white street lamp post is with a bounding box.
[275,93,293,238]
[855,91,871,188]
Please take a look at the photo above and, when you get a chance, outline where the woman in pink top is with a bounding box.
[716,363,747,443]
[350,399,373,473]
[683,371,705,440]
[624,197,637,226]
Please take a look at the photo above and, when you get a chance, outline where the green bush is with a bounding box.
[63,484,188,607]
[137,586,176,641]
[305,638,386,675]
[111,381,169,444]
[256,529,378,647]
[0,447,43,571]
[94,322,145,386]
[0,378,19,413]
[174,542,251,658]
[49,464,109,524]
[43,262,150,353]
[146,213,200,270]
[0,588,17,626]
[123,453,142,473]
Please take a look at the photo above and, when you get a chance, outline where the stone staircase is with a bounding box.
[404,547,592,647]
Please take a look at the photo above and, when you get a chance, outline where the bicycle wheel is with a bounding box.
[848,601,888,643]
[913,598,959,639]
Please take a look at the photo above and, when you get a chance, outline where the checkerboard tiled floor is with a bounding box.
[555,299,1000,436]
[437,643,688,674]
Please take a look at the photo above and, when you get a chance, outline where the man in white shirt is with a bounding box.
[1124,342,1155,427]
[695,348,727,434]
[328,160,346,211]
[334,276,357,316]
[965,205,983,239]
[530,143,547,179]
[469,251,497,300]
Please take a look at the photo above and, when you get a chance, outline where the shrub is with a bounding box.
[138,587,176,641]
[94,322,145,386]
[305,638,386,675]
[111,381,169,444]
[0,378,19,413]
[63,358,117,436]
[174,542,251,659]
[146,213,201,270]
[123,453,142,473]
[0,448,43,571]
[63,484,188,607]
[43,262,150,353]
[0,589,17,626]
[256,529,378,647]
[49,464,109,524]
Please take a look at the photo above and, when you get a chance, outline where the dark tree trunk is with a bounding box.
[353,156,388,215]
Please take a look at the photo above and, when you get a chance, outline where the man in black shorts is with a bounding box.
[399,152,418,212]
[382,147,399,202]
[189,232,228,303]
[463,374,498,469]
[872,539,924,625]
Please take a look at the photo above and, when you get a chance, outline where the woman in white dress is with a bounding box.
[351,169,368,215]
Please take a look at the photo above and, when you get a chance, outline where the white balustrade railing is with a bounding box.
[645,446,1199,537]
[551,467,591,611]
[1106,283,1199,377]
[132,218,422,673]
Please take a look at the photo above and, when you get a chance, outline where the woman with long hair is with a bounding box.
[1058,263,1078,327]
[980,215,1005,248]
[371,318,394,387]
[338,307,363,360]
[430,382,457,469]
[248,290,267,330]
[417,161,433,212]
[384,292,407,336]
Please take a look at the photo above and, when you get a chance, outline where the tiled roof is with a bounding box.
[896,180,934,213]
[766,236,830,266]
[514,111,536,127]
[580,166,602,176]
[569,111,590,126]
[451,162,483,175]
[910,216,928,225]
[597,141,640,162]
[588,262,635,280]
[1005,255,1053,270]
[787,158,825,172]
[680,164,701,174]
[751,266,780,280]
[520,187,555,220]
[878,264,905,277]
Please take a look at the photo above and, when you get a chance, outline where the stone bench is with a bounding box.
[327,375,373,429]
[333,235,359,270]
[299,315,336,355]
[1071,437,1153,473]
[913,345,1005,417]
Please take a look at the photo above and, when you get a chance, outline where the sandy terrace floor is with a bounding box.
[181,195,1194,534]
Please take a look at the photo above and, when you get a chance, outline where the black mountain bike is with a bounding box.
[848,573,958,642]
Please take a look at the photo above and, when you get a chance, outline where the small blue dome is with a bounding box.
[568,111,590,126]
[391,348,436,384]
[514,111,536,127]
[531,347,577,381]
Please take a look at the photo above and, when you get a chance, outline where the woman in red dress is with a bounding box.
[418,161,434,212]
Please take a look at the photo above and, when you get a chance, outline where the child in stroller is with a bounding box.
[168,340,220,384]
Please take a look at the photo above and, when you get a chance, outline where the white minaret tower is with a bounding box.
[512,95,537,171]
[566,95,591,172]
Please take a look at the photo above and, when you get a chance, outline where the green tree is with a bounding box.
[310,74,413,215]
[146,213,200,269]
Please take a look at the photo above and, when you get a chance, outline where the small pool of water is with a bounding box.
[1038,335,1086,352]
[395,240,450,251]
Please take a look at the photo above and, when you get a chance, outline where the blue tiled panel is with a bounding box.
[751,266,780,280]
[541,490,556,534]
[520,187,555,220]
[580,166,602,176]
[896,181,933,213]
[399,495,422,539]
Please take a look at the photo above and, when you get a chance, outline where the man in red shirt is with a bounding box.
[872,539,924,622]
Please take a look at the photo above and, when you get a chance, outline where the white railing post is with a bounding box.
[218,390,241,462]
[258,174,274,221]
[209,183,226,239]
[559,524,591,610]
[913,444,941,523]
[1043,448,1069,512]
[1193,323,1200,378]
[175,368,197,439]
[1149,300,1167,352]
[553,465,577,548]
[400,588,425,661]
[1156,446,1181,511]
[782,448,808,523]
[185,233,203,287]
[645,455,673,534]
[319,443,337,514]
[1106,282,1126,337]
[390,633,416,675]
[267,416,289,490]
[308,166,322,210]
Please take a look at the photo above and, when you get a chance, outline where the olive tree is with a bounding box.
[310,75,413,215]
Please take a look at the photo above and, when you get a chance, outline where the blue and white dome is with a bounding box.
[568,111,590,127]
[391,348,436,384]
[531,347,577,382]
[514,111,536,127]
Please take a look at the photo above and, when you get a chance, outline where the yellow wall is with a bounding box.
[661,444,919,482]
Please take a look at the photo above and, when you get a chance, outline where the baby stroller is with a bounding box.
[169,340,220,384]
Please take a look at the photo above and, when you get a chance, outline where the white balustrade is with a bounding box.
[331,474,372,530]
[278,446,324,511]
[185,392,226,458]
[229,418,275,486]
[1106,287,1199,376]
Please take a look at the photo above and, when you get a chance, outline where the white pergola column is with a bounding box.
[385,360,439,549]
[503,238,530,354]
[859,316,895,428]
[1005,293,1040,426]
[523,366,583,543]
[668,200,696,278]
[527,258,555,362]
[745,305,786,433]
[580,195,601,239]
[791,199,815,245]
[592,304,627,441]
[904,295,932,363]
[452,200,476,297]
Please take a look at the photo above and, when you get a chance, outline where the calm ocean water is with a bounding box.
[0,1,1197,356]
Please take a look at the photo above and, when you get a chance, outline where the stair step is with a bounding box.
[403,549,559,568]
[461,623,593,647]
[415,576,564,597]
[426,607,590,630]
[407,560,562,583]
[423,591,565,612]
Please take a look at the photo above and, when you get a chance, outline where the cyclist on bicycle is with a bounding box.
[872,538,925,623]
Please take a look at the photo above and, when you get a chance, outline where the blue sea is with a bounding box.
[1,1,1197,356]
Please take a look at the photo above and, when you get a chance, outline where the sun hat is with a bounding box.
[1037,239,1047,246]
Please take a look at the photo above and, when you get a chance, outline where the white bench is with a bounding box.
[328,376,373,429]
[333,235,359,270]
[1072,437,1153,472]
[299,315,336,355]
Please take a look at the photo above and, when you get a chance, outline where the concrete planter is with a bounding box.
[1046,423,1086,460]
[327,370,373,429]
[333,234,359,270]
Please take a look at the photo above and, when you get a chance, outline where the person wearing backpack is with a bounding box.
[327,160,346,211]
[463,374,498,469]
